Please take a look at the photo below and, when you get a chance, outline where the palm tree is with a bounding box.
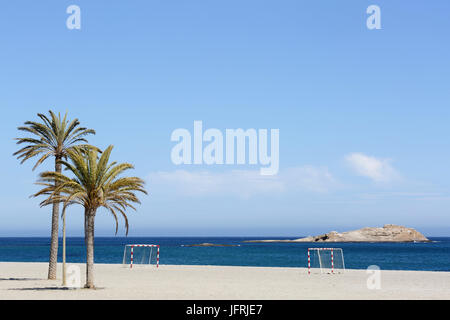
[33,145,147,288]
[13,110,96,280]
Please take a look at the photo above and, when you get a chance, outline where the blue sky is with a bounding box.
[1,1,449,236]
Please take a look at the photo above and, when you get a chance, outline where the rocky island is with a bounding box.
[244,225,430,243]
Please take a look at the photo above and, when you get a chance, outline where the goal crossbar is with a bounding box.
[123,244,160,269]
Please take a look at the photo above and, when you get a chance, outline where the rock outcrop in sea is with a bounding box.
[244,225,430,243]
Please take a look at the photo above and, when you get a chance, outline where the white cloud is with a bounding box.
[345,153,399,183]
[147,166,337,198]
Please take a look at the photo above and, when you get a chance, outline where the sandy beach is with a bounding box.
[0,262,449,300]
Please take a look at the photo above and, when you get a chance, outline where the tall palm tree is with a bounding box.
[13,110,96,280]
[34,145,147,288]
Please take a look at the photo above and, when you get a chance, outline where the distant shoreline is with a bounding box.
[244,225,432,243]
[243,240,431,243]
[1,236,449,239]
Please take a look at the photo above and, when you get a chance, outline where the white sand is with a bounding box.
[0,262,449,300]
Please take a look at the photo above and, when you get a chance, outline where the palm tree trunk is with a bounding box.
[62,207,67,286]
[84,208,96,289]
[48,156,62,280]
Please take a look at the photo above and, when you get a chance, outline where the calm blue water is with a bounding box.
[0,237,449,271]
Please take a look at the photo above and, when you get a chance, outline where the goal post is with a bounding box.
[123,245,160,269]
[308,248,345,275]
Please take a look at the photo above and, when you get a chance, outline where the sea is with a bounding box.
[0,237,449,271]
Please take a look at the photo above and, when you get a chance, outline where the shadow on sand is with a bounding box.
[8,286,104,291]
[8,287,74,291]
[0,278,43,281]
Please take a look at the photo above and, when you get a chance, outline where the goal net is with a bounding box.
[123,245,160,269]
[308,248,345,274]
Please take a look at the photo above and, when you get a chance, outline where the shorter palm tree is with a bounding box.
[34,145,147,289]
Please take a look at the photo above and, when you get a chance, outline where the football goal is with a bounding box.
[123,245,160,269]
[308,248,345,274]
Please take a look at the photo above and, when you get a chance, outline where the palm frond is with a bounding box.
[13,110,96,170]
[33,144,147,235]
